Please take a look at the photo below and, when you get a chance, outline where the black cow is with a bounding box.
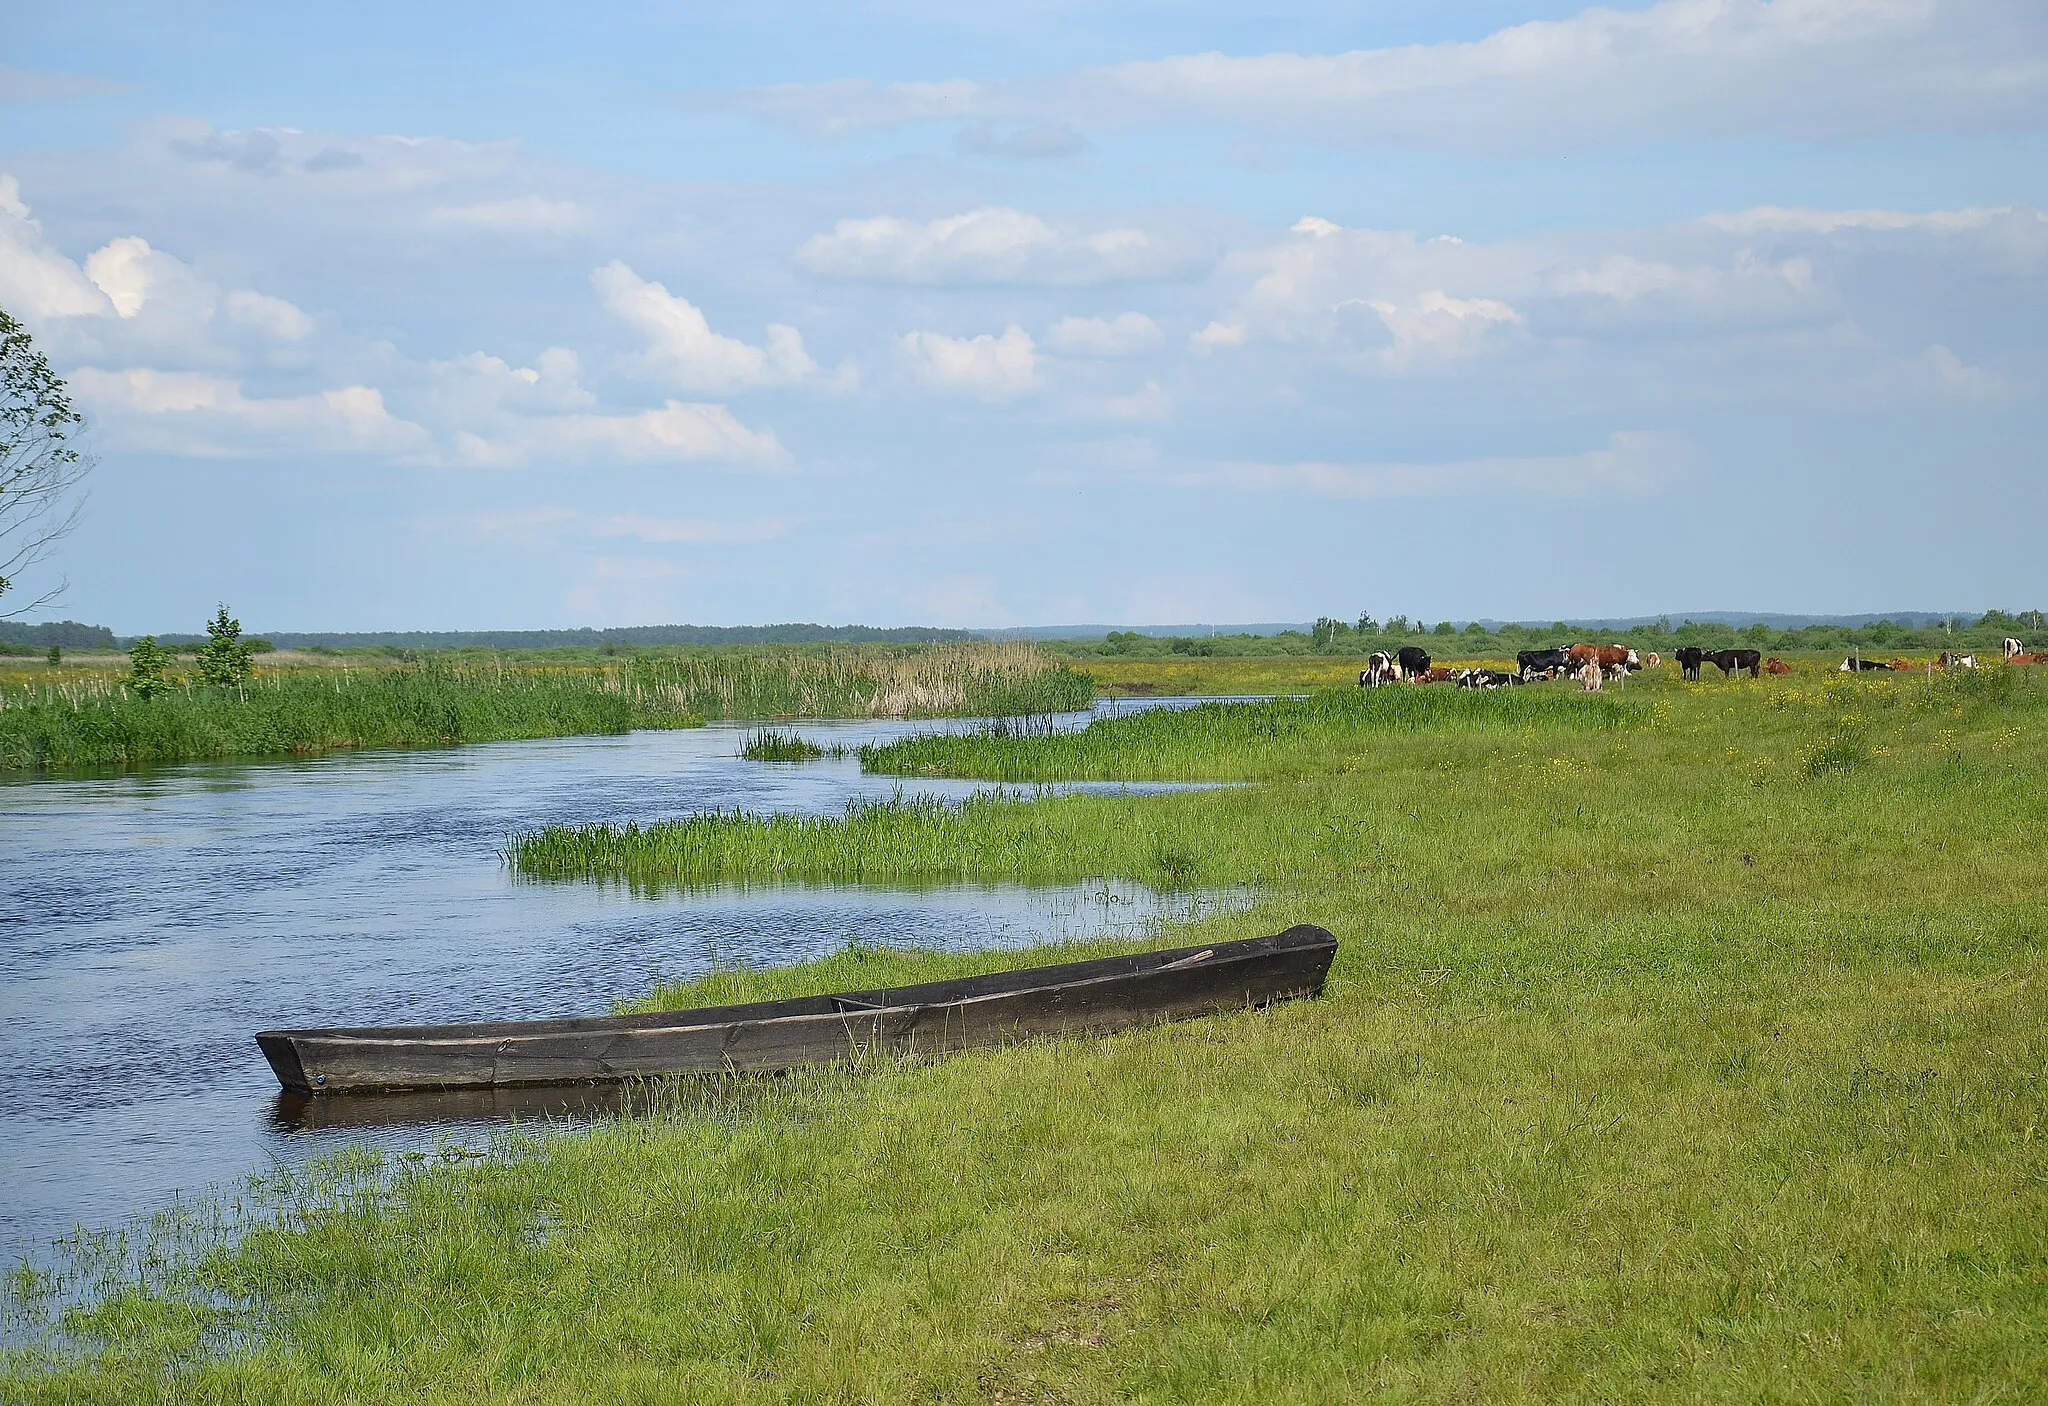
[1838,656,1892,672]
[1708,648,1762,678]
[1458,668,1514,689]
[1395,646,1431,680]
[1516,647,1570,682]
[1674,645,1705,681]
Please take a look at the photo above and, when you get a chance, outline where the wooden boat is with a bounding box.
[257,924,1338,1094]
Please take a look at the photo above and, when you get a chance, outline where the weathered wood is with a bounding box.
[257,925,1339,1094]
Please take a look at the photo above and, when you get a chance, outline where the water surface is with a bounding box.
[0,701,1254,1264]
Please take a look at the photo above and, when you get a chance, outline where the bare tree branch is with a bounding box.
[0,305,94,620]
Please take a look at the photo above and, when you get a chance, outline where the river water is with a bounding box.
[0,701,1252,1266]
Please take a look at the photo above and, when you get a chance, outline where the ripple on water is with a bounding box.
[0,700,1258,1266]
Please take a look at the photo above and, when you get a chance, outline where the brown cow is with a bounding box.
[1417,666,1456,683]
[1763,657,1792,674]
[1887,658,1916,671]
[1567,643,1641,672]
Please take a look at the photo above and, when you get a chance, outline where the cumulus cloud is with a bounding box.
[898,325,1038,399]
[714,0,2048,154]
[224,289,313,340]
[1186,432,1699,500]
[796,207,1206,286]
[0,175,114,317]
[449,400,786,468]
[1366,291,1522,367]
[593,261,816,393]
[1046,312,1163,356]
[70,368,432,457]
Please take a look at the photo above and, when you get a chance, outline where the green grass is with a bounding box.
[9,667,2048,1400]
[860,685,1641,783]
[0,643,1090,773]
[737,728,828,762]
[0,660,703,771]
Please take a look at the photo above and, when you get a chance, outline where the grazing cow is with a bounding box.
[2005,638,2025,661]
[1938,652,1978,669]
[1516,647,1571,682]
[1708,648,1762,678]
[1568,643,1640,673]
[1674,645,1706,682]
[1837,656,1891,672]
[1395,646,1431,680]
[1360,652,1398,687]
[1763,657,1792,675]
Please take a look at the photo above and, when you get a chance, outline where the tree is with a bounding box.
[45,644,59,668]
[0,307,93,620]
[126,636,172,700]
[196,603,255,686]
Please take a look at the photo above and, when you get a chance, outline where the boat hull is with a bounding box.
[257,925,1338,1094]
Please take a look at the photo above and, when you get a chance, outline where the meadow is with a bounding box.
[0,643,1090,772]
[6,664,2046,1401]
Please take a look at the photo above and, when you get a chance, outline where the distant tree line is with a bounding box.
[1060,609,2048,660]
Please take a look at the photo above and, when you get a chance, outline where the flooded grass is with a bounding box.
[11,666,2048,1399]
[738,728,828,762]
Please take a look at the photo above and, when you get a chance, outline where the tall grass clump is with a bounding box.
[510,791,1282,890]
[0,659,699,772]
[862,685,1642,782]
[625,642,1091,721]
[739,728,825,762]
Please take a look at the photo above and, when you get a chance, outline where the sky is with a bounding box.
[2,0,2044,633]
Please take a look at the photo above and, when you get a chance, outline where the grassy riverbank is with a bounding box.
[9,667,2047,1400]
[0,644,1089,772]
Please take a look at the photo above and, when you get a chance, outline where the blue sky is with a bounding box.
[3,0,2044,632]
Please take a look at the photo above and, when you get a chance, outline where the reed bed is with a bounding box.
[0,644,1089,772]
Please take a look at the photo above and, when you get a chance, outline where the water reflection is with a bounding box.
[0,700,1257,1263]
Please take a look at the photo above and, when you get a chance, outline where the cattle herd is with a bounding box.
[1356,636,2043,690]
[1359,642,1647,690]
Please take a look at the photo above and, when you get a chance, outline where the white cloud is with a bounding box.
[224,289,313,339]
[898,325,1039,399]
[955,121,1088,160]
[1366,291,1522,367]
[428,196,589,231]
[1696,205,2014,236]
[1046,312,1163,356]
[0,175,115,318]
[449,400,786,468]
[1183,432,1699,500]
[796,207,1205,286]
[593,261,816,393]
[70,367,432,457]
[1190,320,1247,353]
[717,0,2048,153]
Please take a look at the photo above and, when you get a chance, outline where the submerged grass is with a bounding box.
[0,643,1090,773]
[11,666,2048,1400]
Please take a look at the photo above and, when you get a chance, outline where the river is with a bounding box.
[0,700,1252,1266]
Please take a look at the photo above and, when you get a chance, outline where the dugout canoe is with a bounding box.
[257,924,1338,1094]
